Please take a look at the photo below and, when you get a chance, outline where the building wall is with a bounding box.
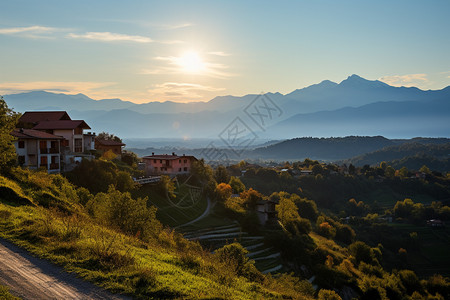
[143,157,193,175]
[53,129,74,151]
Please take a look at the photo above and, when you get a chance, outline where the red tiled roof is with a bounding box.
[142,154,197,160]
[11,128,64,139]
[19,111,71,123]
[95,139,125,146]
[32,120,91,130]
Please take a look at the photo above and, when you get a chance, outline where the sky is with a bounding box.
[1,0,449,104]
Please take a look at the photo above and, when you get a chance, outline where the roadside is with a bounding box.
[0,238,130,300]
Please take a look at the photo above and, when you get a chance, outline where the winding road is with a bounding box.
[0,238,130,300]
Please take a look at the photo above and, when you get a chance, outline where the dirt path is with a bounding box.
[175,197,214,229]
[0,238,130,300]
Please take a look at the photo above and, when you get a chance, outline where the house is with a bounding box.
[142,153,197,176]
[256,199,278,225]
[13,111,96,172]
[300,170,313,176]
[11,128,64,173]
[95,139,126,157]
[427,219,444,227]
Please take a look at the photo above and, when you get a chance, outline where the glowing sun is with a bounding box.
[177,51,205,73]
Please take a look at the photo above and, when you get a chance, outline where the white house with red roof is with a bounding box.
[13,111,96,172]
[11,128,64,173]
[142,153,197,176]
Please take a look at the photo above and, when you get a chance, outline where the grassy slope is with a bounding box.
[0,171,313,299]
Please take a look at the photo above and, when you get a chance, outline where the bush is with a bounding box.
[318,289,342,300]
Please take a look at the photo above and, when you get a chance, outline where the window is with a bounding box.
[154,159,156,163]
[40,156,48,168]
[160,160,162,163]
[184,167,188,172]
[184,159,187,163]
[74,139,82,152]
[179,168,181,172]
[179,159,181,163]
[18,156,25,166]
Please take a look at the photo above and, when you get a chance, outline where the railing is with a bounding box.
[39,164,48,169]
[133,176,161,185]
[50,163,59,170]
[49,148,59,153]
[40,148,48,154]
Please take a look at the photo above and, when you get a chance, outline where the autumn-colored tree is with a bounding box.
[101,149,117,161]
[214,182,232,202]
[240,188,263,209]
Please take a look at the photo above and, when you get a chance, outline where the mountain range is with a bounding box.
[4,74,450,140]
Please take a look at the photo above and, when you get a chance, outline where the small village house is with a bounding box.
[11,128,64,173]
[142,153,197,176]
[95,139,126,158]
[256,199,278,225]
[13,111,96,172]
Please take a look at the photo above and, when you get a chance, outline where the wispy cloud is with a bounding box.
[0,25,63,39]
[0,81,116,97]
[207,51,231,57]
[148,82,225,99]
[378,73,428,87]
[67,31,153,43]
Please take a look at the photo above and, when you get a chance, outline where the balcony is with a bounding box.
[40,148,48,154]
[49,148,59,154]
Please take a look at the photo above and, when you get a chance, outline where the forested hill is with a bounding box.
[343,143,450,171]
[250,136,394,160]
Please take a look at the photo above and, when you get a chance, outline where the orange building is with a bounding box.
[95,139,126,157]
[142,153,197,176]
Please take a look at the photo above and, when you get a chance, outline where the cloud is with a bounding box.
[0,81,116,97]
[207,51,231,57]
[378,73,428,87]
[67,31,153,43]
[147,82,225,100]
[0,25,62,39]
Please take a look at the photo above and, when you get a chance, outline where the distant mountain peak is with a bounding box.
[340,74,388,88]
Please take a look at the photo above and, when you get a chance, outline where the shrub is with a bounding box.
[318,289,342,300]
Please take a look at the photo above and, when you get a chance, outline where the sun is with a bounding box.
[176,51,205,73]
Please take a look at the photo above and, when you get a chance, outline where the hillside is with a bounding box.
[343,143,450,171]
[250,136,394,161]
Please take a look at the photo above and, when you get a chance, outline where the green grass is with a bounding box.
[0,198,314,300]
[0,284,20,300]
[134,183,208,227]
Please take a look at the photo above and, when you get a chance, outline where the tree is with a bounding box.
[419,165,431,174]
[96,131,122,142]
[228,176,245,194]
[214,165,230,184]
[121,150,139,166]
[276,197,311,235]
[214,183,232,202]
[318,289,342,300]
[240,188,263,209]
[0,96,20,172]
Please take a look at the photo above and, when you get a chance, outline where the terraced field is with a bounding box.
[182,222,284,274]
